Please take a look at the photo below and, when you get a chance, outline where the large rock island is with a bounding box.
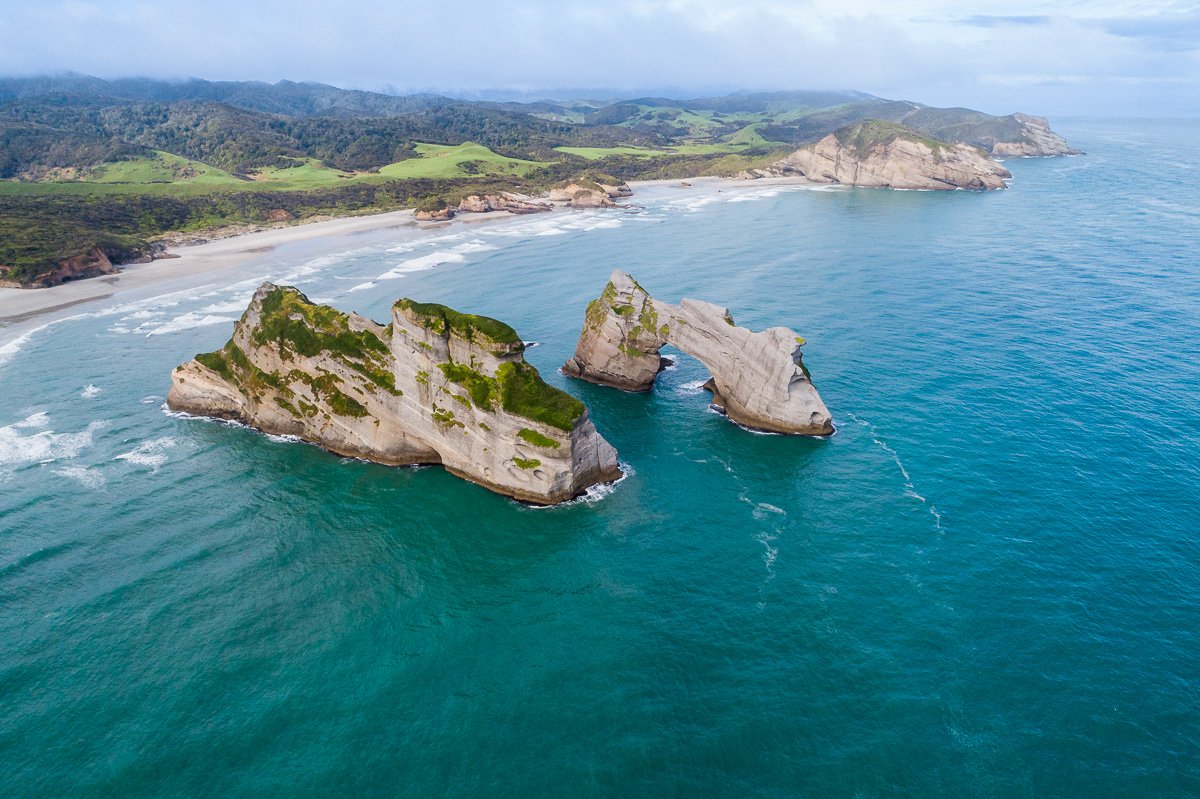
[167,284,621,504]
[563,271,833,435]
[751,120,1013,190]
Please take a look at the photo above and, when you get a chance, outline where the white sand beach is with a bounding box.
[0,206,524,346]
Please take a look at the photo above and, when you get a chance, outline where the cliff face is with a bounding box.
[167,284,620,504]
[769,122,1012,190]
[2,246,120,288]
[992,114,1082,157]
[564,271,833,435]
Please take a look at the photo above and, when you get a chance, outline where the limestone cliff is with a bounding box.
[563,271,833,435]
[765,121,1011,191]
[167,284,621,504]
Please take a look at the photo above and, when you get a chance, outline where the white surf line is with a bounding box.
[845,411,944,531]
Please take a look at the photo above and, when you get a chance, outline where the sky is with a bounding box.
[0,0,1197,116]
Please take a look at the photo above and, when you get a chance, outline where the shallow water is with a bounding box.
[1,120,1198,797]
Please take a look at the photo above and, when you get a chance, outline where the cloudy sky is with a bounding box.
[1,0,1196,115]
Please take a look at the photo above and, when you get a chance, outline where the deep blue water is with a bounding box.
[1,119,1198,797]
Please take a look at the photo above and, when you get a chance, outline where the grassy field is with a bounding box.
[248,158,358,189]
[0,142,551,197]
[554,145,665,160]
[83,152,245,186]
[378,143,548,179]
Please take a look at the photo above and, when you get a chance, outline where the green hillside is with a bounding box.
[0,75,1071,286]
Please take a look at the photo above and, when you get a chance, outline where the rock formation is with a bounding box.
[457,193,552,215]
[414,206,454,222]
[563,271,833,435]
[547,174,633,207]
[991,114,1082,157]
[760,121,1011,190]
[2,246,119,288]
[167,283,621,504]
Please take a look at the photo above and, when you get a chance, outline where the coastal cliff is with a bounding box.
[991,114,1081,157]
[757,121,1012,190]
[167,284,621,504]
[564,270,833,435]
[0,246,119,288]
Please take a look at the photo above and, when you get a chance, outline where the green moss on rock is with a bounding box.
[496,361,585,432]
[439,361,498,409]
[517,428,560,448]
[254,287,388,362]
[395,298,523,348]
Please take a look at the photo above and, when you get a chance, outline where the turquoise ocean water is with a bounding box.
[1,120,1198,797]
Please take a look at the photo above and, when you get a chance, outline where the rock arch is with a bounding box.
[563,271,833,435]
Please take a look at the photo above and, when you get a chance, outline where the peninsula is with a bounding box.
[741,120,1014,190]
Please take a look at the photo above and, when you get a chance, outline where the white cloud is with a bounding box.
[0,0,1195,115]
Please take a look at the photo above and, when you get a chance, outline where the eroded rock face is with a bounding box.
[415,207,455,221]
[992,114,1082,157]
[771,132,1011,190]
[547,177,632,207]
[167,283,620,504]
[563,271,833,435]
[457,193,552,215]
[22,247,120,288]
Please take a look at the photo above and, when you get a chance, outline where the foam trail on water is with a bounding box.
[0,324,52,370]
[377,241,497,280]
[847,411,944,530]
[0,414,108,471]
[145,313,239,337]
[53,465,106,490]
[113,437,178,471]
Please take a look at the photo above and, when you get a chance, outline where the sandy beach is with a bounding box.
[0,175,812,350]
[0,206,531,347]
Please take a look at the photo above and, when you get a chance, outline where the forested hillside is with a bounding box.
[0,75,1073,286]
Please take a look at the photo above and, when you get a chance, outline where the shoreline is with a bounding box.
[0,175,813,347]
[0,205,544,346]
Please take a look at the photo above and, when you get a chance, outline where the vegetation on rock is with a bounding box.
[517,428,561,448]
[396,299,523,347]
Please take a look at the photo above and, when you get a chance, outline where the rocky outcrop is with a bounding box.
[764,121,1011,191]
[167,284,621,504]
[414,206,455,222]
[563,270,833,435]
[457,193,552,215]
[547,175,632,208]
[548,181,614,208]
[992,114,1082,157]
[8,247,119,288]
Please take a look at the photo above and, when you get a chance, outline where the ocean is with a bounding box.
[1,119,1197,797]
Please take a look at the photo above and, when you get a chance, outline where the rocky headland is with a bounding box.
[167,284,621,504]
[563,270,833,435]
[744,120,1012,190]
[990,114,1081,157]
